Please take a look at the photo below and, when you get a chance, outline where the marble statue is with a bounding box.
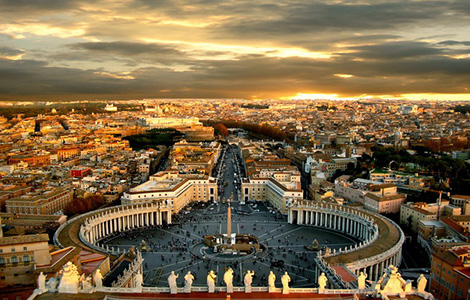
[93,269,103,288]
[134,271,143,290]
[47,276,58,292]
[244,270,254,293]
[417,274,427,293]
[318,272,328,291]
[207,270,217,293]
[281,272,291,294]
[129,246,136,257]
[58,261,80,294]
[184,271,194,293]
[80,275,93,293]
[375,265,412,297]
[141,240,147,252]
[224,267,234,293]
[268,271,276,293]
[358,271,367,289]
[37,272,46,291]
[168,271,179,294]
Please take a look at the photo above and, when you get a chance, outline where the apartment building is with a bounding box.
[430,246,470,300]
[400,201,456,233]
[363,184,407,213]
[6,188,73,215]
[451,195,470,215]
[0,234,51,288]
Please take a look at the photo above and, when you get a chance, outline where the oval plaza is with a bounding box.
[55,142,405,291]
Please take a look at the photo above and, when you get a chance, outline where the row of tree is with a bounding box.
[123,128,183,150]
[423,137,469,152]
[368,146,469,194]
[205,119,291,141]
[63,194,105,216]
[213,123,229,137]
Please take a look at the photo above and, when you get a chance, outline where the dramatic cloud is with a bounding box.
[0,0,469,100]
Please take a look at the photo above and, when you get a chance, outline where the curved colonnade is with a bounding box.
[54,203,172,254]
[289,200,404,281]
[55,200,404,285]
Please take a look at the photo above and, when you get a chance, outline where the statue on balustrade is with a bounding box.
[93,269,103,288]
[47,276,59,292]
[79,274,93,293]
[140,240,147,252]
[207,270,217,293]
[375,265,412,296]
[184,271,194,293]
[318,272,328,291]
[129,246,136,257]
[358,272,367,290]
[224,267,234,293]
[168,271,179,294]
[58,261,80,294]
[244,270,254,293]
[268,271,276,293]
[281,272,291,294]
[134,271,143,290]
[37,272,46,291]
[417,274,427,293]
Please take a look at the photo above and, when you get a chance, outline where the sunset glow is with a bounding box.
[0,0,468,101]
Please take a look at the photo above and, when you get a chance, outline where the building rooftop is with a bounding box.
[0,233,49,246]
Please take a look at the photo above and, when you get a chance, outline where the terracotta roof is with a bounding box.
[365,193,406,202]
[452,215,470,222]
[412,207,435,216]
[332,265,357,282]
[0,233,49,246]
[441,217,466,234]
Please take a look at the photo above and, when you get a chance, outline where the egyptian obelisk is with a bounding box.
[227,195,232,245]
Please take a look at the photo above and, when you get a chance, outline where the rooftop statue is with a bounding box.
[168,271,179,294]
[281,272,291,294]
[318,272,328,291]
[58,261,80,294]
[417,274,428,293]
[268,271,276,293]
[207,270,217,293]
[224,267,234,293]
[93,269,103,288]
[358,272,367,290]
[37,272,46,292]
[375,265,412,296]
[184,271,194,293]
[244,270,254,293]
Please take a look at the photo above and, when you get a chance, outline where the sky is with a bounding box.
[0,0,469,101]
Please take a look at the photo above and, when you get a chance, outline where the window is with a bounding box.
[11,247,15,252]
[23,255,29,263]
[0,257,4,265]
[11,256,18,264]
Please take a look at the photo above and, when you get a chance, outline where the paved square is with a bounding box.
[104,200,358,288]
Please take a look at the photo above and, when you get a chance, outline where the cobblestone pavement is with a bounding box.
[103,201,358,289]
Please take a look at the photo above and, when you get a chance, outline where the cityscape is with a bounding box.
[1,0,470,300]
[0,99,469,300]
